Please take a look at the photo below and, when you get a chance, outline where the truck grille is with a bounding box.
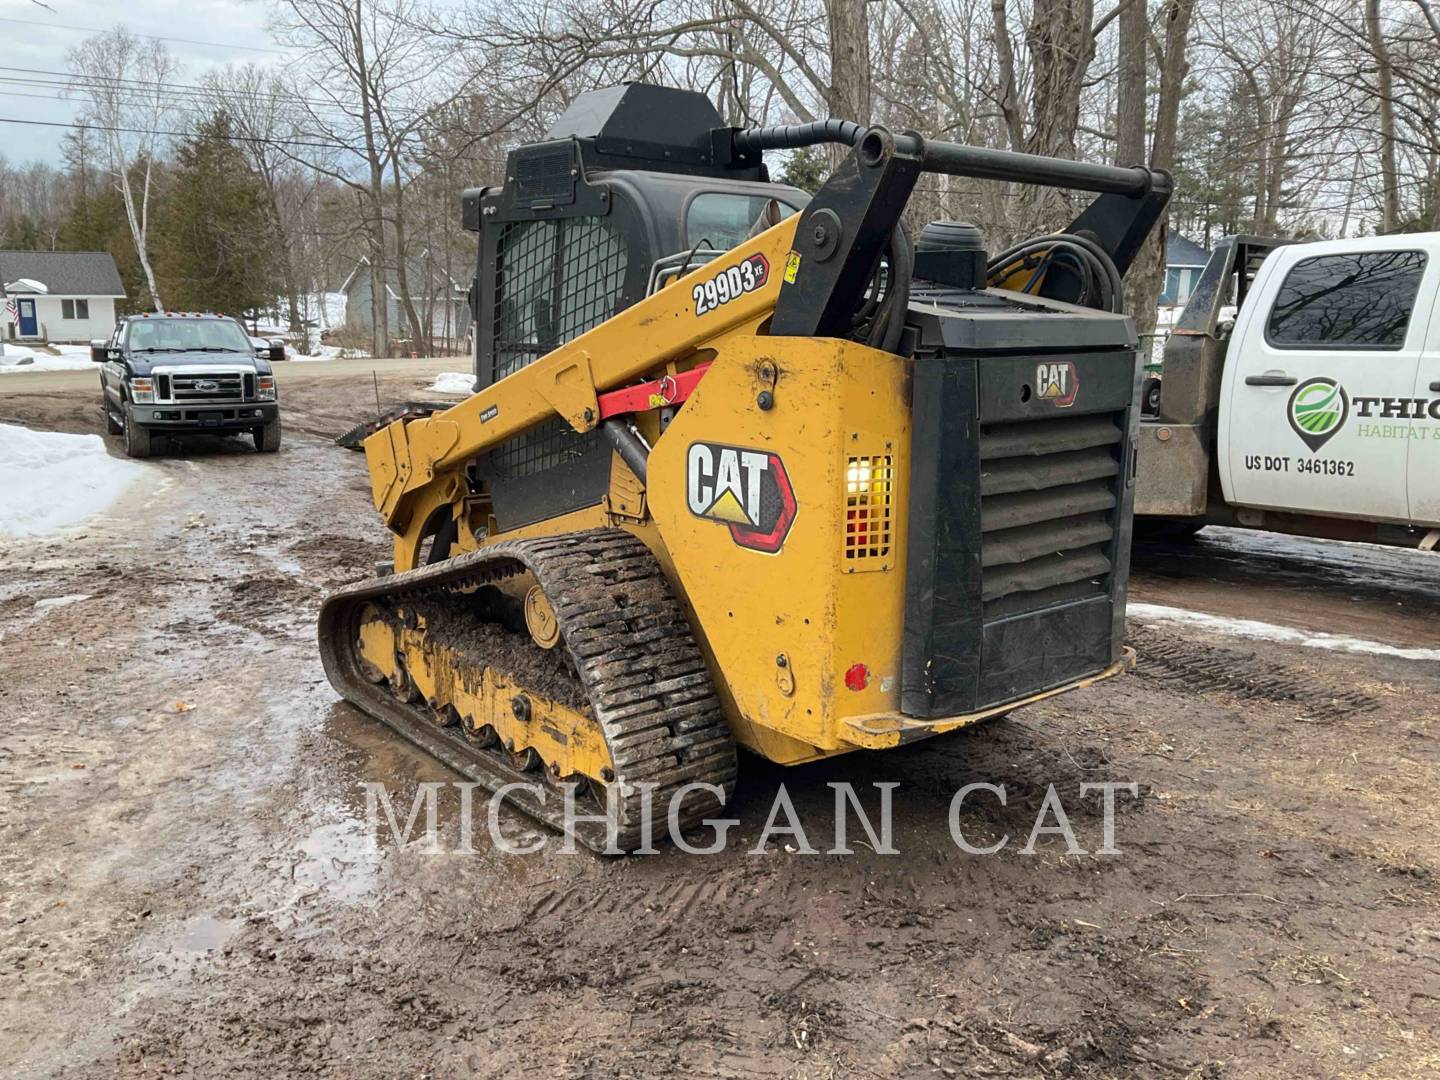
[168,372,246,401]
[978,413,1123,619]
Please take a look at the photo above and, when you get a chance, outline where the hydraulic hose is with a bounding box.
[988,233,1123,313]
[865,224,913,354]
[731,119,863,155]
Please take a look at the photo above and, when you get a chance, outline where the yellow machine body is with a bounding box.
[359,218,1127,766]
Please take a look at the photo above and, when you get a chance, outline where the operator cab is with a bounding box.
[460,85,807,530]
[462,84,808,394]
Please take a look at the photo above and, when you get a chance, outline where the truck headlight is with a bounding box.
[256,376,276,401]
[130,377,155,404]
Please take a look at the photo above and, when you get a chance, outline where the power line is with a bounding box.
[0,114,359,153]
[0,65,452,123]
[0,114,516,172]
[0,15,290,56]
[0,65,361,116]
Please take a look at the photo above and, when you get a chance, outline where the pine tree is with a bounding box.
[61,185,149,315]
[156,112,277,318]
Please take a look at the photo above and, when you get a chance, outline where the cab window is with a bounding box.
[1266,250,1427,350]
[685,193,798,252]
[492,217,628,384]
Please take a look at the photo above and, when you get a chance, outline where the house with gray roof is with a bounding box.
[1159,234,1211,311]
[0,250,126,344]
[341,254,471,351]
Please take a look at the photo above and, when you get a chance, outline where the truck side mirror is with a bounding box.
[90,339,109,363]
[268,339,286,363]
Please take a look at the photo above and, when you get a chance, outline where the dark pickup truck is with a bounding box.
[93,313,282,458]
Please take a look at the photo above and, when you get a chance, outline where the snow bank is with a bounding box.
[317,291,345,329]
[0,344,95,373]
[289,343,373,362]
[0,423,143,539]
[1128,602,1440,663]
[428,372,475,394]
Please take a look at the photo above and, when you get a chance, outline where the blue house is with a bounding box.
[1159,234,1210,310]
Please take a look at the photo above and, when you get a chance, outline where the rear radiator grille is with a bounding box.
[979,413,1123,618]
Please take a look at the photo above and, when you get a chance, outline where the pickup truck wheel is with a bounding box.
[254,417,282,454]
[1141,376,1163,416]
[103,403,123,435]
[122,410,154,459]
[1135,518,1204,543]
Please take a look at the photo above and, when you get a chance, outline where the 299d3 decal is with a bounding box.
[691,254,769,316]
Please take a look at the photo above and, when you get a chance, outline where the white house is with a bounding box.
[0,250,126,344]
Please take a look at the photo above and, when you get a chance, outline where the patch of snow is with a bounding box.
[0,344,95,373]
[428,372,475,395]
[315,291,346,329]
[0,424,143,539]
[34,593,90,611]
[290,344,364,363]
[1128,602,1440,663]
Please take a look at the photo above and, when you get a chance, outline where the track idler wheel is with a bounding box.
[523,586,561,649]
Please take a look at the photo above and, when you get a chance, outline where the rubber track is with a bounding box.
[318,528,737,852]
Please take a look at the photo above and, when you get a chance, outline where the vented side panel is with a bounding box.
[902,345,1139,719]
[977,413,1124,619]
[514,145,575,207]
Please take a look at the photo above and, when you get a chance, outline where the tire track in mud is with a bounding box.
[1129,625,1381,720]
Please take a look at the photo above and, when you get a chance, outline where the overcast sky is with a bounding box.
[0,0,286,166]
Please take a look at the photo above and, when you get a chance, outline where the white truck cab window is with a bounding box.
[1266,250,1426,351]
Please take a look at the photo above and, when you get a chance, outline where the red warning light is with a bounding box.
[844,663,870,692]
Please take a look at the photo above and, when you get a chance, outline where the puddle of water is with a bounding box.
[290,818,382,903]
[310,702,555,882]
[167,915,244,954]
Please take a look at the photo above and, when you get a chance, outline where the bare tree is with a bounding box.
[825,0,872,122]
[203,63,321,339]
[1114,0,1146,169]
[67,29,178,310]
[1365,0,1401,230]
[1123,0,1198,338]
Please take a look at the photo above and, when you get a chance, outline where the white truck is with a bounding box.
[1137,232,1440,549]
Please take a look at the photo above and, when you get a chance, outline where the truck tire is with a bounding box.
[103,403,122,435]
[254,417,282,454]
[1141,376,1163,416]
[122,410,154,459]
[1135,518,1204,543]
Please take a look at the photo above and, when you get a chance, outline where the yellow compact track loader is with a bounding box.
[319,84,1172,850]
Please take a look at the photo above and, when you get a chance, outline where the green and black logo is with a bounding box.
[1288,377,1349,452]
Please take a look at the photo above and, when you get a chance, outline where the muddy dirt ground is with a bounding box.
[2,362,1438,1078]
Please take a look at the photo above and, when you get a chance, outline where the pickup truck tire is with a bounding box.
[1141,377,1163,416]
[103,404,122,435]
[1135,518,1204,543]
[254,418,282,454]
[122,410,154,459]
